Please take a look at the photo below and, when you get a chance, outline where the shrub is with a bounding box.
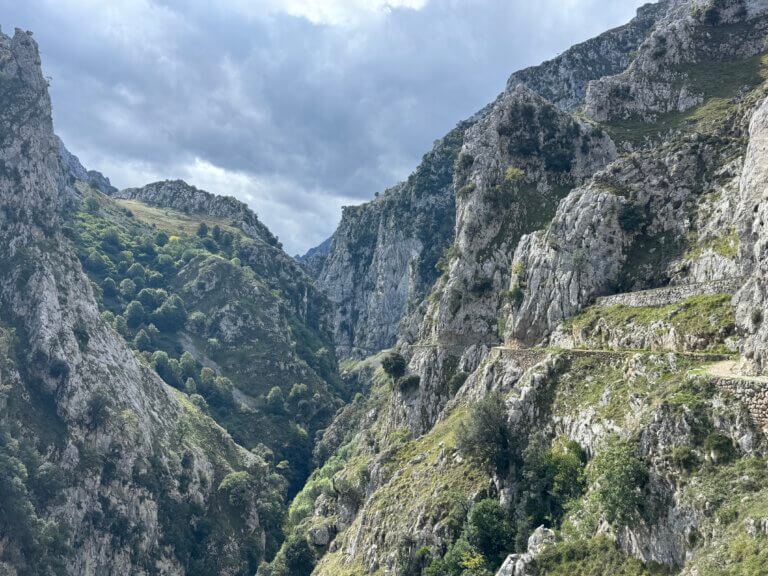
[218,471,254,509]
[85,249,108,272]
[196,222,209,237]
[152,351,179,387]
[704,433,736,464]
[124,301,145,329]
[397,375,421,393]
[588,438,647,525]
[504,166,525,184]
[382,352,407,379]
[266,386,286,414]
[457,392,511,473]
[102,277,118,297]
[133,329,152,352]
[154,230,169,246]
[448,371,469,395]
[465,499,513,567]
[87,390,113,429]
[84,195,100,213]
[126,263,146,281]
[152,295,187,332]
[618,204,645,233]
[187,311,207,333]
[119,278,137,298]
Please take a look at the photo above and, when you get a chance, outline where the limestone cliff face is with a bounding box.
[418,86,616,351]
[734,97,768,373]
[0,29,274,576]
[311,125,466,358]
[585,0,768,122]
[307,2,663,360]
[283,3,768,575]
[506,1,666,112]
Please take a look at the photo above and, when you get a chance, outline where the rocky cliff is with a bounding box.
[270,2,768,575]
[304,3,665,360]
[0,28,282,575]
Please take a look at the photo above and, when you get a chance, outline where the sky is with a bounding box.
[1,0,648,255]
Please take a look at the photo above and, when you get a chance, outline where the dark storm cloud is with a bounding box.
[0,0,649,253]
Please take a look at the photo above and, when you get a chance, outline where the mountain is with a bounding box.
[6,1,768,575]
[0,28,284,575]
[272,1,768,575]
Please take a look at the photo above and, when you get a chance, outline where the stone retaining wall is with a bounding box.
[594,277,745,309]
[715,378,768,431]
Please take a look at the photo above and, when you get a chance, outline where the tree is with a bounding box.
[127,263,146,281]
[180,351,199,381]
[102,277,118,297]
[588,437,648,525]
[152,351,180,387]
[133,329,152,352]
[266,386,286,414]
[197,222,209,237]
[465,499,513,568]
[457,392,512,473]
[119,278,137,298]
[100,227,122,252]
[113,315,129,337]
[187,311,207,333]
[152,294,187,332]
[137,288,158,310]
[212,225,222,241]
[282,534,315,576]
[382,352,407,379]
[124,301,145,329]
[154,230,169,246]
[85,249,108,272]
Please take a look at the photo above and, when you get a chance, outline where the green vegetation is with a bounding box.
[532,537,670,576]
[457,392,512,474]
[605,53,768,146]
[587,437,648,525]
[566,294,736,353]
[382,352,407,379]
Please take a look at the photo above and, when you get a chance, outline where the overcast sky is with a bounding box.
[1,0,648,254]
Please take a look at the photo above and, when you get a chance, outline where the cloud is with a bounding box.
[0,0,649,254]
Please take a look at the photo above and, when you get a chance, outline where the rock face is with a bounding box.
[0,29,276,576]
[506,1,666,112]
[115,179,279,246]
[310,125,466,358]
[585,0,768,122]
[307,2,663,359]
[417,87,616,350]
[735,97,768,372]
[56,136,117,195]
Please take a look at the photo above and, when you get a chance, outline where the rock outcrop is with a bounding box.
[0,28,275,575]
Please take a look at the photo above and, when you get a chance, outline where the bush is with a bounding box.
[588,438,647,525]
[618,204,645,233]
[154,230,169,246]
[704,433,736,464]
[102,277,118,297]
[119,278,137,298]
[133,329,152,352]
[397,375,421,393]
[457,392,511,473]
[465,499,513,567]
[382,352,407,379]
[197,222,209,237]
[448,371,469,395]
[85,249,108,272]
[152,351,180,387]
[152,294,187,332]
[84,195,100,213]
[124,301,145,329]
[187,311,207,333]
